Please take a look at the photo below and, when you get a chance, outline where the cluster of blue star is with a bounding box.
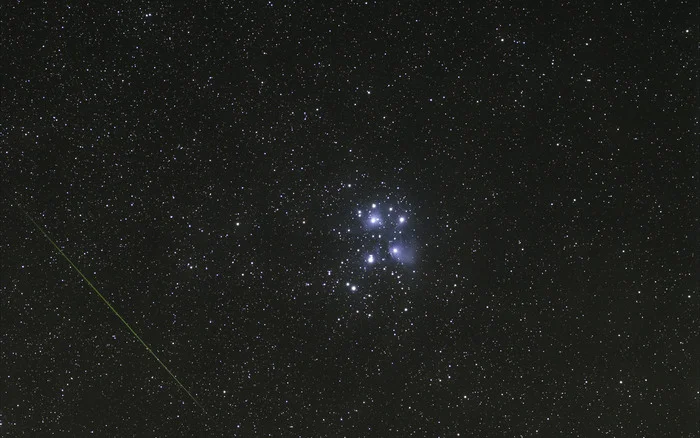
[332,200,418,294]
[356,202,415,267]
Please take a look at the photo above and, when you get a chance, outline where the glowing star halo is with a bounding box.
[341,200,418,294]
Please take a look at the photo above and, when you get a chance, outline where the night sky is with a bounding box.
[2,1,698,437]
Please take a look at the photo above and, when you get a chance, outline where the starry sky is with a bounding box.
[1,1,698,436]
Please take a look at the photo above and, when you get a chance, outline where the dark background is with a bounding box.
[1,1,697,436]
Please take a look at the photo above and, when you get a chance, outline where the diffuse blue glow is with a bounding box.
[357,202,417,266]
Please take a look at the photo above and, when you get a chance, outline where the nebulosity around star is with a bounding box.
[327,198,418,298]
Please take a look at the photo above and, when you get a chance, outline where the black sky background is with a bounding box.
[1,1,698,436]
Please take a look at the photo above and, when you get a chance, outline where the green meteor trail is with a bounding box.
[20,207,207,415]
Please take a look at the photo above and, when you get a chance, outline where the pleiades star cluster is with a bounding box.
[328,196,418,295]
[1,2,697,437]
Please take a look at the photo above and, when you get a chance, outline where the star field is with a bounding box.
[1,1,698,437]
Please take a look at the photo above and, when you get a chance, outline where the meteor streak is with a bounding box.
[20,207,206,415]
